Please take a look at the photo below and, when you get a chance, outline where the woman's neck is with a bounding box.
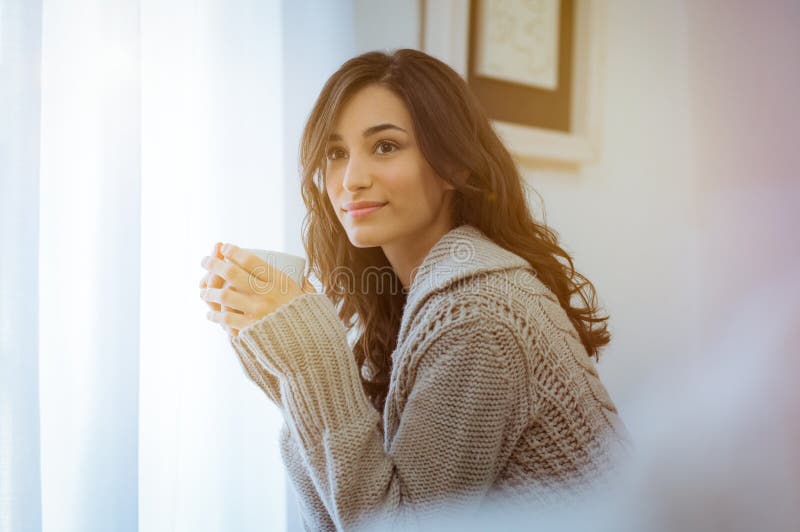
[381,215,459,291]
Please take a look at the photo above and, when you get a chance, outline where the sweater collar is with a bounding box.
[399,224,531,341]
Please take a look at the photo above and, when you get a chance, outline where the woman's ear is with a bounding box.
[443,168,469,190]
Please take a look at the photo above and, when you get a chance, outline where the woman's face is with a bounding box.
[324,84,455,249]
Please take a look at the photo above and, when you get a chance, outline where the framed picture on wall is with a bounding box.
[422,0,607,165]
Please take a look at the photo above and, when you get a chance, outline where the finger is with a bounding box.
[212,246,243,337]
[220,278,244,316]
[197,273,219,312]
[200,243,223,286]
[208,272,224,289]
[199,271,222,289]
[220,285,244,338]
[200,241,225,277]
[209,244,228,314]
[206,308,252,330]
[200,255,244,284]
[209,243,226,288]
[219,243,283,287]
[201,244,246,316]
[200,255,260,293]
[199,272,223,311]
[200,286,256,316]
[199,274,251,315]
[209,252,227,294]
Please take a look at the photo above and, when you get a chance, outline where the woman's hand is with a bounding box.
[199,243,315,337]
[199,242,244,338]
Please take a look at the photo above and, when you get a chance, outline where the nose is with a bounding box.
[341,154,372,192]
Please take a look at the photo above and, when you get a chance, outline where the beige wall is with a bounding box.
[521,1,700,416]
[517,0,799,440]
[352,0,702,422]
[348,0,800,443]
[686,0,800,332]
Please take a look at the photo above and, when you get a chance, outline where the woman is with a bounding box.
[199,49,631,530]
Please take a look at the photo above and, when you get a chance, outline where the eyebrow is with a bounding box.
[327,123,407,142]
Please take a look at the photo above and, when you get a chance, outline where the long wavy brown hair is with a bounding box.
[298,49,610,413]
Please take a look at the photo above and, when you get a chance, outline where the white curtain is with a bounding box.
[138,1,287,531]
[0,1,356,531]
[1,1,44,531]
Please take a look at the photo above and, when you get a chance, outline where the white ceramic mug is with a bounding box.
[241,248,307,288]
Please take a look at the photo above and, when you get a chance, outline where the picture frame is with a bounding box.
[422,0,607,165]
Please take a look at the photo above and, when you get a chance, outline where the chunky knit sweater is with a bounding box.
[230,224,631,531]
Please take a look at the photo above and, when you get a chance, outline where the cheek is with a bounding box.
[325,173,340,201]
[383,161,429,203]
[414,168,449,207]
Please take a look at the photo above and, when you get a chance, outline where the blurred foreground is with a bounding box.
[364,268,800,532]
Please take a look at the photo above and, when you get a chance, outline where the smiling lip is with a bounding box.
[343,200,388,211]
[344,203,387,218]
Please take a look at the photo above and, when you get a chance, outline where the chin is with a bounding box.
[345,225,387,248]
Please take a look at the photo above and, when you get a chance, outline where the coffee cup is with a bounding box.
[241,248,307,288]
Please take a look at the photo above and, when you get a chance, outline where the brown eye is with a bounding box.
[326,147,346,161]
[375,141,398,155]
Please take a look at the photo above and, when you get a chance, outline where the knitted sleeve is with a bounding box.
[232,293,529,530]
[229,336,281,406]
[279,423,337,532]
[229,337,337,529]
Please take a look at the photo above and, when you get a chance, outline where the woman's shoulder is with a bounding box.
[395,276,534,391]
[398,267,551,358]
[399,266,591,380]
[428,266,563,326]
[399,224,581,348]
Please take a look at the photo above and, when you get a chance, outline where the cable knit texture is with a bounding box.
[230,224,632,531]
